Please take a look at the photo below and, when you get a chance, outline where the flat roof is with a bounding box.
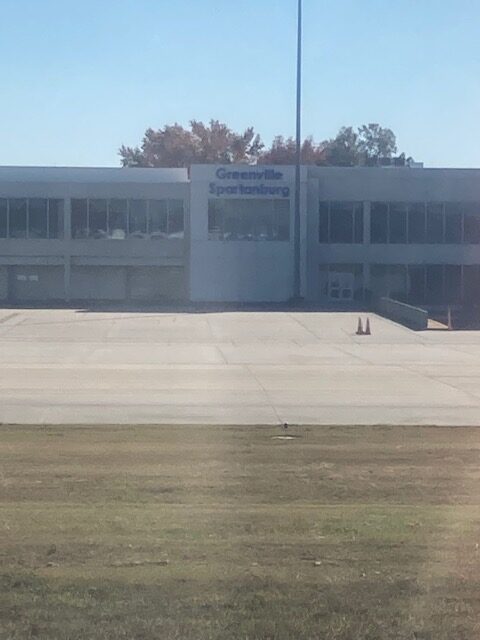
[0,166,189,184]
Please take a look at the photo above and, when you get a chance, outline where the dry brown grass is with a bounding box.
[1,425,480,639]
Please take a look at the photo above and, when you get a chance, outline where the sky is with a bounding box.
[0,0,479,168]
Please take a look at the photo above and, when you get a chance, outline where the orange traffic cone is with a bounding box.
[356,317,364,335]
[365,318,371,335]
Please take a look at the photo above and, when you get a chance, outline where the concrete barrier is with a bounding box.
[377,297,428,330]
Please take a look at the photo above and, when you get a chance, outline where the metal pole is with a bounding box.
[293,0,302,300]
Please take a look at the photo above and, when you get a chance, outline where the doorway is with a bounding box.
[328,271,354,301]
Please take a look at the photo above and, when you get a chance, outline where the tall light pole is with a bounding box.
[293,0,302,300]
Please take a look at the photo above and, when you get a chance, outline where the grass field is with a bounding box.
[1,425,480,639]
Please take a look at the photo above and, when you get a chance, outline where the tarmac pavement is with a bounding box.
[1,308,480,425]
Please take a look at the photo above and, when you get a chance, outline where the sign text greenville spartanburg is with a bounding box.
[209,167,290,198]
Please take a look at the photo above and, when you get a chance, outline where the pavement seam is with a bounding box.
[245,365,283,424]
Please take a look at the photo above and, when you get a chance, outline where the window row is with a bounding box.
[318,202,364,244]
[71,199,184,240]
[208,199,290,241]
[0,198,64,239]
[371,202,480,244]
[370,264,466,305]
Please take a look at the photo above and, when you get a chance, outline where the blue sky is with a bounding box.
[0,0,479,167]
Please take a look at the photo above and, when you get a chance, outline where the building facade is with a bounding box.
[1,164,480,306]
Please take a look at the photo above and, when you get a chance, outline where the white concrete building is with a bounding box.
[1,163,480,306]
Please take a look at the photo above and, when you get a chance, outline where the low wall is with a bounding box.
[377,297,428,330]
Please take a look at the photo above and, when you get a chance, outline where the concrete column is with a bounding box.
[363,201,371,245]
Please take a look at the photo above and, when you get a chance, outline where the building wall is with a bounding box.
[307,167,480,304]
[189,165,308,302]
[3,165,480,305]
[0,167,189,302]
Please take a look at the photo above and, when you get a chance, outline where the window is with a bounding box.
[464,265,480,302]
[425,265,444,304]
[463,203,480,244]
[426,203,444,243]
[149,200,168,238]
[208,199,290,241]
[274,200,290,241]
[445,265,462,303]
[371,202,388,243]
[370,264,407,301]
[28,198,48,239]
[408,203,425,243]
[318,202,329,242]
[9,198,27,238]
[0,199,7,238]
[71,198,184,241]
[445,204,463,243]
[330,202,353,243]
[321,202,363,244]
[354,203,364,243]
[48,200,64,239]
[72,199,88,238]
[89,199,107,239]
[129,200,147,237]
[108,199,127,239]
[168,200,185,239]
[408,265,425,304]
[389,203,407,243]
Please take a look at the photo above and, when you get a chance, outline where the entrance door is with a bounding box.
[328,271,354,301]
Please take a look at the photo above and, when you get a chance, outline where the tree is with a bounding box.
[260,124,400,167]
[259,135,327,165]
[357,123,397,161]
[119,120,402,168]
[119,120,263,168]
[322,126,360,167]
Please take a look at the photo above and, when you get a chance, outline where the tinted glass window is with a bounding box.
[408,203,425,243]
[389,203,407,243]
[208,199,290,241]
[89,199,107,239]
[48,200,64,239]
[0,199,7,238]
[463,265,480,301]
[371,203,388,243]
[408,265,425,304]
[129,200,147,236]
[354,203,363,243]
[445,204,463,243]
[330,202,353,243]
[72,199,88,239]
[168,200,184,239]
[318,202,329,243]
[463,203,480,243]
[426,265,444,304]
[9,198,27,238]
[426,203,444,243]
[445,265,462,303]
[28,198,48,239]
[274,200,290,241]
[149,200,168,237]
[108,199,127,239]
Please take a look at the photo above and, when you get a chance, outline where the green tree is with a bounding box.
[357,123,397,161]
[322,126,360,166]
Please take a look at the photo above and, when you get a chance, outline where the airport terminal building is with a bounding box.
[1,163,480,306]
